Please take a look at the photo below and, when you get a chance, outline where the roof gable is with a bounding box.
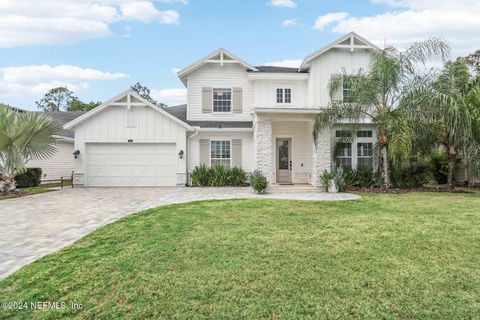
[177,48,258,85]
[299,32,380,71]
[63,90,193,131]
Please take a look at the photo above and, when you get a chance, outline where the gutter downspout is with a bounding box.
[186,128,200,186]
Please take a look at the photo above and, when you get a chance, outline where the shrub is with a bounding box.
[229,167,248,186]
[391,157,430,188]
[14,168,42,188]
[250,170,268,194]
[190,165,210,186]
[342,167,380,189]
[210,165,230,187]
[190,165,248,187]
[332,167,346,191]
[430,151,449,184]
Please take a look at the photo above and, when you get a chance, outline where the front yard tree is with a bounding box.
[0,107,59,191]
[409,61,480,189]
[130,82,158,106]
[313,39,449,188]
[36,87,75,111]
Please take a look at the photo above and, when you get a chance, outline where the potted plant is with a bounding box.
[320,170,337,193]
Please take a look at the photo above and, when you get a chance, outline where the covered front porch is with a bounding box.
[253,109,331,188]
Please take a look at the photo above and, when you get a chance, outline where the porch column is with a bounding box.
[312,128,331,187]
[254,119,274,183]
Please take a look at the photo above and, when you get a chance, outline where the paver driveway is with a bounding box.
[0,187,359,280]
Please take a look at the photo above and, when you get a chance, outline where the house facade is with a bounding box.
[65,32,379,188]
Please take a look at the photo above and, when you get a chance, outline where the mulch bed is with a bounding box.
[347,187,476,194]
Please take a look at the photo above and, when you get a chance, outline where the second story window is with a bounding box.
[342,76,358,103]
[276,88,292,104]
[213,88,231,112]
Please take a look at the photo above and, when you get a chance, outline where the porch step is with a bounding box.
[268,184,326,193]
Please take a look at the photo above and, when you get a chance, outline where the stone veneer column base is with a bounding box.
[254,119,274,183]
[312,128,331,187]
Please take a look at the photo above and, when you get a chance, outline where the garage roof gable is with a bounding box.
[63,90,193,131]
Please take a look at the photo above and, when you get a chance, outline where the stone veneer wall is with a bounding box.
[311,128,331,187]
[254,120,274,183]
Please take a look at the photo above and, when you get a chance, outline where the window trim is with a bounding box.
[210,139,232,168]
[333,128,376,169]
[275,87,293,105]
[212,87,233,113]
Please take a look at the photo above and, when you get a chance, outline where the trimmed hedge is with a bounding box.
[15,168,42,188]
[190,165,248,187]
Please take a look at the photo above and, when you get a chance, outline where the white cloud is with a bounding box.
[282,19,299,27]
[313,0,480,56]
[120,2,179,23]
[265,59,302,68]
[0,0,181,47]
[159,0,188,3]
[269,0,297,8]
[151,88,187,106]
[313,12,348,31]
[0,64,128,97]
[171,68,181,75]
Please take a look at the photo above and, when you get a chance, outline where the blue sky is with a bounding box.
[0,0,477,110]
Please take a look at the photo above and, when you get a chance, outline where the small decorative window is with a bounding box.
[357,142,373,168]
[213,88,232,112]
[276,88,292,104]
[211,140,231,167]
[336,142,352,168]
[357,130,373,138]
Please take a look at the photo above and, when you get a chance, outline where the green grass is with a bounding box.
[1,193,480,319]
[0,181,72,200]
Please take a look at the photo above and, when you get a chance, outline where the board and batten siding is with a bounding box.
[308,48,372,107]
[188,132,254,172]
[253,79,308,109]
[187,63,254,121]
[26,140,74,182]
[272,121,313,184]
[73,104,188,185]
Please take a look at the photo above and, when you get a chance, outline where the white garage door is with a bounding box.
[86,143,177,187]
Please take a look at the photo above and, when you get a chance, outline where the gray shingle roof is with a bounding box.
[250,66,307,73]
[165,104,253,129]
[43,111,85,139]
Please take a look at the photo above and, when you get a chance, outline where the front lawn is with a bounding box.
[1,193,480,319]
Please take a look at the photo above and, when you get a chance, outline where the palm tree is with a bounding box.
[313,39,449,188]
[0,107,60,192]
[406,61,480,189]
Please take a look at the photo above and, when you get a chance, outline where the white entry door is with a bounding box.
[86,143,177,187]
[276,138,292,184]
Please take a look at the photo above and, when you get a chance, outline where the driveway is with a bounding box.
[0,187,359,280]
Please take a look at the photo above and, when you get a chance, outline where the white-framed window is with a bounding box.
[342,76,358,103]
[276,88,292,104]
[211,140,231,167]
[336,142,352,168]
[334,129,375,169]
[213,88,232,112]
[357,142,373,168]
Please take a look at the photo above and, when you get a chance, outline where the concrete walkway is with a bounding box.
[0,187,359,280]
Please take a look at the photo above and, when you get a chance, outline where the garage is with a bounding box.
[64,91,192,187]
[86,143,177,187]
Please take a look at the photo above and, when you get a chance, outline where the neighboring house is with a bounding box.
[64,32,380,187]
[26,112,84,182]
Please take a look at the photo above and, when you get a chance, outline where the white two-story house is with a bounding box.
[65,32,379,188]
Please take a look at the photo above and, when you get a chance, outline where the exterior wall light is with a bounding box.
[73,150,80,159]
[178,150,184,159]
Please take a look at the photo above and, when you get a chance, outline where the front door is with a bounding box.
[276,138,292,184]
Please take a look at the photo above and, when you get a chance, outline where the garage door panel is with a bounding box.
[86,143,177,187]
